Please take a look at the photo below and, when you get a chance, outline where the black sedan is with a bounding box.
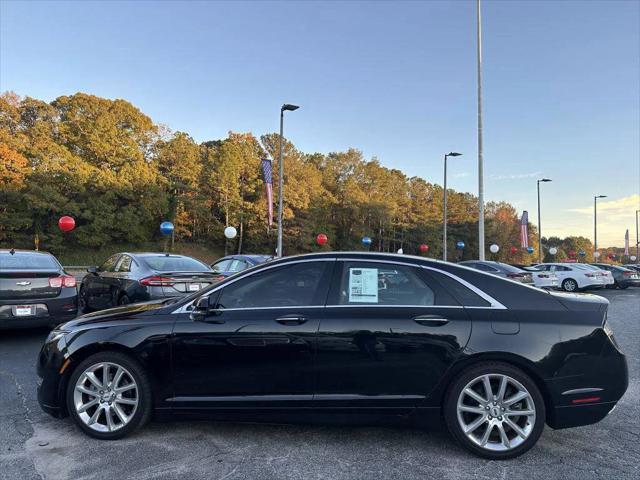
[0,249,77,329]
[37,252,628,459]
[79,252,216,311]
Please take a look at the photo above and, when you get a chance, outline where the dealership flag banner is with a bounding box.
[625,229,629,256]
[520,211,529,248]
[261,158,274,227]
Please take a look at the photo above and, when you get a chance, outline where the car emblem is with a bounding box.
[16,281,31,286]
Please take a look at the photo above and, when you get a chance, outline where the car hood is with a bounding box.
[60,299,170,329]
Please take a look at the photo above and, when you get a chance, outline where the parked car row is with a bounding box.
[459,260,639,292]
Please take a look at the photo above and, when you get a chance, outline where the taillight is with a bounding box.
[140,276,175,287]
[622,272,632,277]
[584,273,596,278]
[49,275,76,288]
[212,275,225,282]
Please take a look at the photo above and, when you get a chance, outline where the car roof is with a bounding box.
[0,249,54,256]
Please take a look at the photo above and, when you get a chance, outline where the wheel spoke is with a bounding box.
[102,363,109,387]
[463,388,486,405]
[87,405,103,425]
[482,375,493,401]
[77,398,99,413]
[112,404,129,424]
[76,385,99,397]
[115,383,136,394]
[458,404,485,415]
[505,409,535,417]
[480,423,493,447]
[115,397,137,406]
[85,372,103,390]
[105,406,115,431]
[504,390,529,407]
[112,367,124,389]
[463,414,487,434]
[497,423,510,448]
[505,417,528,439]
[497,376,508,402]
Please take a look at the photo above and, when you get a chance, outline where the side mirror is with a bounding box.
[87,266,98,274]
[190,296,223,323]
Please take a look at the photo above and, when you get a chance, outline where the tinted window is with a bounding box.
[116,255,133,272]
[99,255,121,272]
[217,261,329,309]
[335,262,458,306]
[474,263,498,272]
[427,270,490,307]
[142,255,210,272]
[0,253,59,270]
[495,263,526,274]
[212,259,233,272]
[228,259,249,273]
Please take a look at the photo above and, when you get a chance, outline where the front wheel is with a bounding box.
[66,351,152,439]
[562,278,578,292]
[78,286,91,313]
[444,362,545,459]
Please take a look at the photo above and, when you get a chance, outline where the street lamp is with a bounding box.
[593,195,607,252]
[443,152,462,261]
[636,209,639,261]
[276,103,300,257]
[537,178,552,262]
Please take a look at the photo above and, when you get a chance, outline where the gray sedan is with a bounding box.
[458,260,534,285]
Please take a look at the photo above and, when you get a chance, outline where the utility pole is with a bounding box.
[477,0,485,260]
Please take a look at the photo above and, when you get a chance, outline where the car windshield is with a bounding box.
[142,256,211,272]
[0,253,59,270]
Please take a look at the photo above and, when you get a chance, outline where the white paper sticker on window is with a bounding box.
[348,268,378,303]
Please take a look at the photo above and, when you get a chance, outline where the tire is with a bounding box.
[78,286,92,313]
[118,294,131,306]
[66,351,152,440]
[561,278,578,292]
[444,362,545,460]
[618,284,628,290]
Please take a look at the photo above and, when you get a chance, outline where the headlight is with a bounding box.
[46,329,70,343]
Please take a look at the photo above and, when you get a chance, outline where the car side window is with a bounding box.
[228,260,248,273]
[116,255,132,272]
[212,259,232,273]
[334,262,458,306]
[216,261,330,309]
[427,270,491,307]
[99,255,120,272]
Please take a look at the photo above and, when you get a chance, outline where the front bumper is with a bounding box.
[36,333,70,418]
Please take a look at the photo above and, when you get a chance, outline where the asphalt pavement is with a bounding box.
[1,289,638,480]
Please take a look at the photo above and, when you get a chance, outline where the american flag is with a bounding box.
[520,211,529,248]
[261,158,274,227]
[624,229,629,256]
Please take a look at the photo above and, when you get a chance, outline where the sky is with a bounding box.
[1,0,639,248]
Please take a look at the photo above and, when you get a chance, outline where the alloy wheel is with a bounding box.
[563,279,577,292]
[456,374,536,452]
[73,362,139,433]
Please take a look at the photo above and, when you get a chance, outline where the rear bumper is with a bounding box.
[0,288,78,329]
[548,401,619,429]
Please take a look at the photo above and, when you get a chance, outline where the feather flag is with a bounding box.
[624,229,629,256]
[261,158,274,227]
[520,211,529,248]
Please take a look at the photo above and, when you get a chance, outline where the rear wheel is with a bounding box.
[118,294,130,305]
[66,351,152,439]
[562,278,578,292]
[444,362,545,459]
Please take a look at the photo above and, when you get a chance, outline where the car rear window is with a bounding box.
[142,256,210,272]
[496,263,526,273]
[0,253,60,270]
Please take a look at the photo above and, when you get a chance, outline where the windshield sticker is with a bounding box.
[349,268,378,303]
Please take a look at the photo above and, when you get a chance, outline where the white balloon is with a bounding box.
[224,226,237,239]
[397,248,404,254]
[631,255,637,261]
[593,251,600,258]
[489,244,499,254]
[549,247,558,255]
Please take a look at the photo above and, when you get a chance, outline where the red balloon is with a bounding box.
[510,246,518,255]
[419,244,429,253]
[58,216,75,232]
[316,233,328,246]
[568,250,576,258]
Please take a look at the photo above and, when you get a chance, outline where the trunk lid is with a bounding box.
[155,271,218,295]
[0,270,62,300]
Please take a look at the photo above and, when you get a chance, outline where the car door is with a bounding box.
[170,259,335,410]
[86,254,121,309]
[314,260,472,412]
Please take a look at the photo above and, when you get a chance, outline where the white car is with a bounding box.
[534,263,604,292]
[522,267,559,289]
[574,264,615,287]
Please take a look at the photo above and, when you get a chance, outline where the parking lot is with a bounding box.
[1,289,637,480]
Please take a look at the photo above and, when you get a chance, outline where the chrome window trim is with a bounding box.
[171,257,336,314]
[209,306,326,312]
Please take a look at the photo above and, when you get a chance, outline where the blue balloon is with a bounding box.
[456,241,465,250]
[578,250,586,257]
[527,246,535,254]
[160,221,174,236]
[361,236,372,246]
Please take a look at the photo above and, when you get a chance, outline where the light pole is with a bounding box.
[593,195,607,252]
[537,178,552,262]
[276,103,299,258]
[477,0,485,260]
[636,209,639,260]
[443,152,462,261]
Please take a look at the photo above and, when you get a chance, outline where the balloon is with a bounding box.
[568,250,576,258]
[489,244,499,254]
[316,233,328,246]
[593,251,601,258]
[631,255,637,261]
[397,248,404,254]
[160,221,174,236]
[510,246,518,255]
[361,236,372,246]
[224,226,237,239]
[549,247,558,255]
[456,241,465,250]
[419,244,429,253]
[58,216,75,232]
[527,246,535,254]
[578,250,586,257]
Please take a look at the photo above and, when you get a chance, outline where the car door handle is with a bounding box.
[275,315,307,326]
[413,315,449,326]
